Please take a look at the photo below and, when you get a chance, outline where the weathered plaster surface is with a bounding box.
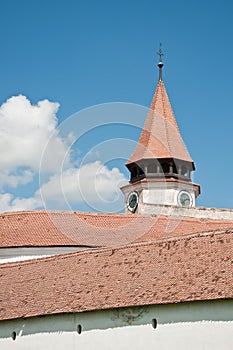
[139,203,233,219]
[1,300,233,350]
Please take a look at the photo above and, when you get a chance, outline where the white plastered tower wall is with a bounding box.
[121,179,200,214]
[121,180,233,219]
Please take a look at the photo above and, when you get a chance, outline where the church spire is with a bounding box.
[121,49,200,212]
[126,56,194,167]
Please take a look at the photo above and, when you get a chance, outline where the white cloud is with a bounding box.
[40,161,127,212]
[0,161,127,213]
[0,95,128,213]
[0,193,42,213]
[0,95,72,189]
[0,169,34,189]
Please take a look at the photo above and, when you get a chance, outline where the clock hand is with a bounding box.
[130,198,135,205]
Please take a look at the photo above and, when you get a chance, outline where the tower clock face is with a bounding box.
[127,191,139,212]
[178,191,192,207]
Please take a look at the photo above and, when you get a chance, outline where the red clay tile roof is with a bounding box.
[0,211,80,247]
[1,210,233,248]
[1,228,233,321]
[126,80,193,164]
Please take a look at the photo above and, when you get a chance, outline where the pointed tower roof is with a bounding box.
[126,59,193,166]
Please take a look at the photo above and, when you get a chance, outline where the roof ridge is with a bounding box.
[0,210,76,217]
[160,80,173,154]
[2,226,233,270]
[146,83,159,156]
[3,210,233,221]
[0,210,136,218]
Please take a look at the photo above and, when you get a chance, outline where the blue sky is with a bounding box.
[0,0,232,212]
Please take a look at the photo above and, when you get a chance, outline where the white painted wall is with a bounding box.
[142,188,196,207]
[121,179,233,218]
[1,299,233,350]
[0,247,89,264]
[139,203,233,219]
[121,180,199,214]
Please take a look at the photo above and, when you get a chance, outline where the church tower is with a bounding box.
[121,45,200,214]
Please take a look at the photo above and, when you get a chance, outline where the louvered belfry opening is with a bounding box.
[127,158,194,183]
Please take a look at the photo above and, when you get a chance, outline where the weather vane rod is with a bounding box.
[157,43,164,81]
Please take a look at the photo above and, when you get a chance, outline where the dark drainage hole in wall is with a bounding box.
[77,324,82,334]
[11,332,17,341]
[152,318,157,329]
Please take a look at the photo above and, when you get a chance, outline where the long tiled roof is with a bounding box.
[1,210,233,248]
[1,228,233,321]
[127,80,193,164]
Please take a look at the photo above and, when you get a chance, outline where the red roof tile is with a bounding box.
[127,80,193,164]
[1,211,233,248]
[1,228,233,321]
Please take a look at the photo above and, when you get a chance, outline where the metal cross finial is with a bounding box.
[157,42,164,62]
[157,43,164,81]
